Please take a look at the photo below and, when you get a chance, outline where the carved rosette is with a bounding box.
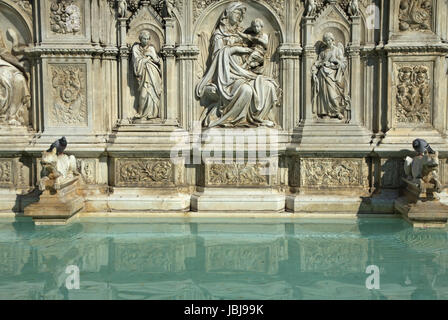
[206,162,271,187]
[300,158,368,188]
[49,0,82,34]
[49,64,87,127]
[398,0,432,32]
[393,64,432,126]
[115,158,175,187]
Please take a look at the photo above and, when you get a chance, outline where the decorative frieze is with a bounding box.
[49,64,87,127]
[300,158,368,188]
[393,64,432,126]
[205,162,271,187]
[115,158,175,187]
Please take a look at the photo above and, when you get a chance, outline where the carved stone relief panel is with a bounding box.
[299,158,369,188]
[438,158,448,188]
[398,0,433,32]
[113,158,177,187]
[393,62,433,127]
[195,1,282,128]
[303,0,370,19]
[49,0,82,34]
[48,64,88,127]
[205,162,270,187]
[76,158,97,184]
[204,156,278,187]
[42,0,88,42]
[0,159,14,187]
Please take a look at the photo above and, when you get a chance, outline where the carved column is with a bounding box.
[301,17,316,123]
[117,17,128,122]
[161,17,177,124]
[349,16,361,125]
[279,44,302,129]
[176,46,199,130]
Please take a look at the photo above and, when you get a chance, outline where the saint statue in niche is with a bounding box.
[311,32,351,122]
[0,29,30,126]
[195,2,281,128]
[131,30,162,121]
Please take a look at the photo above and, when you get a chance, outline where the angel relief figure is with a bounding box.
[312,32,351,122]
[195,2,281,128]
[0,29,30,126]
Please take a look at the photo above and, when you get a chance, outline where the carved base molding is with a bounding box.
[191,188,285,213]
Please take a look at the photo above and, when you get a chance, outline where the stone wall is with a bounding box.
[0,0,447,214]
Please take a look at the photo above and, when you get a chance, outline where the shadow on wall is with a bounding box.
[13,188,41,214]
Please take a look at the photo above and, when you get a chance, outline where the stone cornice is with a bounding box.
[176,46,200,60]
[278,44,303,59]
[27,46,119,57]
[383,43,448,54]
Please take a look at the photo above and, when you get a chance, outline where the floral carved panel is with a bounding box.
[398,0,432,32]
[300,158,368,188]
[115,158,175,187]
[49,0,82,34]
[205,162,271,187]
[48,64,88,127]
[393,63,432,127]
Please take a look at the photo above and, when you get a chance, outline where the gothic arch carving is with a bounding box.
[0,0,33,44]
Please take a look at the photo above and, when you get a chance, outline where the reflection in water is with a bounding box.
[0,218,447,300]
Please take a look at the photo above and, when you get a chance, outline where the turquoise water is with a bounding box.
[0,217,447,300]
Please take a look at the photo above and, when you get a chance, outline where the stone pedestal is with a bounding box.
[395,179,448,228]
[24,177,84,224]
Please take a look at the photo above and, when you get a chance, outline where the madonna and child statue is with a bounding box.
[195,2,281,128]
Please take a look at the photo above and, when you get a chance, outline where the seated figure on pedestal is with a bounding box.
[195,2,280,128]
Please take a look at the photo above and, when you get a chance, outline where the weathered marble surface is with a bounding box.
[0,0,446,217]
